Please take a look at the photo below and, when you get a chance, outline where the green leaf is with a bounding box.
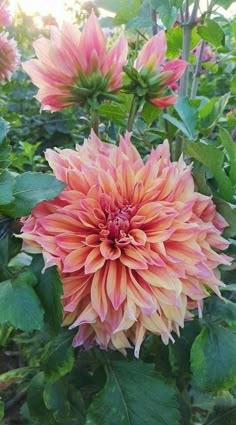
[219,127,236,184]
[169,321,201,376]
[0,118,9,145]
[43,331,74,382]
[205,398,236,425]
[214,198,236,237]
[43,379,70,418]
[174,96,197,139]
[0,279,44,331]
[222,284,236,292]
[185,141,235,201]
[197,19,224,47]
[204,296,236,328]
[36,262,63,333]
[151,0,177,29]
[0,172,65,218]
[0,140,11,170]
[113,0,141,25]
[166,27,183,58]
[198,93,230,130]
[0,367,35,391]
[98,103,126,126]
[27,372,51,422]
[86,358,180,425]
[163,114,193,138]
[0,171,14,205]
[212,0,235,9]
[0,400,4,421]
[141,102,161,125]
[231,74,236,94]
[191,324,236,391]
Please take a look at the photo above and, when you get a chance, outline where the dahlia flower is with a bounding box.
[0,32,20,83]
[134,31,187,107]
[20,133,231,357]
[192,42,216,64]
[22,12,128,111]
[0,1,12,27]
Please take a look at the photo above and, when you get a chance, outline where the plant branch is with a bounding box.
[90,108,99,135]
[191,40,205,98]
[127,96,139,131]
[151,8,158,35]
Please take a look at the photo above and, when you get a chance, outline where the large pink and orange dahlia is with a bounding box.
[22,12,128,111]
[20,134,231,356]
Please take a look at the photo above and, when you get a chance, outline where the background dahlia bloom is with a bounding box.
[0,32,20,83]
[20,133,231,357]
[0,1,12,27]
[22,12,128,111]
[134,31,187,107]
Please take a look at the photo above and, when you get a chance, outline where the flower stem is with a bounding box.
[127,96,139,131]
[90,108,99,135]
[191,40,205,98]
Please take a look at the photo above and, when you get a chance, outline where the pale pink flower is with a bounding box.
[192,42,216,63]
[134,31,187,107]
[0,32,20,83]
[22,11,128,111]
[20,133,231,357]
[0,1,12,27]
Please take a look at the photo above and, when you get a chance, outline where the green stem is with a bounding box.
[191,40,205,98]
[90,109,99,135]
[127,96,139,131]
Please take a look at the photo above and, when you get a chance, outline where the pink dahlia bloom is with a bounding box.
[0,32,20,83]
[192,42,216,64]
[20,133,231,357]
[134,31,187,107]
[22,11,128,111]
[0,1,12,27]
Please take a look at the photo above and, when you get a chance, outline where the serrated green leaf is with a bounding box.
[98,103,126,126]
[185,141,235,201]
[197,19,224,47]
[212,0,235,9]
[0,171,15,205]
[43,331,74,382]
[191,325,236,391]
[27,372,51,422]
[86,358,180,425]
[0,279,44,331]
[0,172,65,218]
[163,113,192,138]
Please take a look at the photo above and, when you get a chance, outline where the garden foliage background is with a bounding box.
[0,0,236,424]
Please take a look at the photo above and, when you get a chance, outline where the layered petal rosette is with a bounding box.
[20,134,231,356]
[0,32,20,82]
[133,31,187,107]
[0,1,12,27]
[22,12,128,111]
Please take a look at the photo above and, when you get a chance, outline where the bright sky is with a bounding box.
[9,0,236,23]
